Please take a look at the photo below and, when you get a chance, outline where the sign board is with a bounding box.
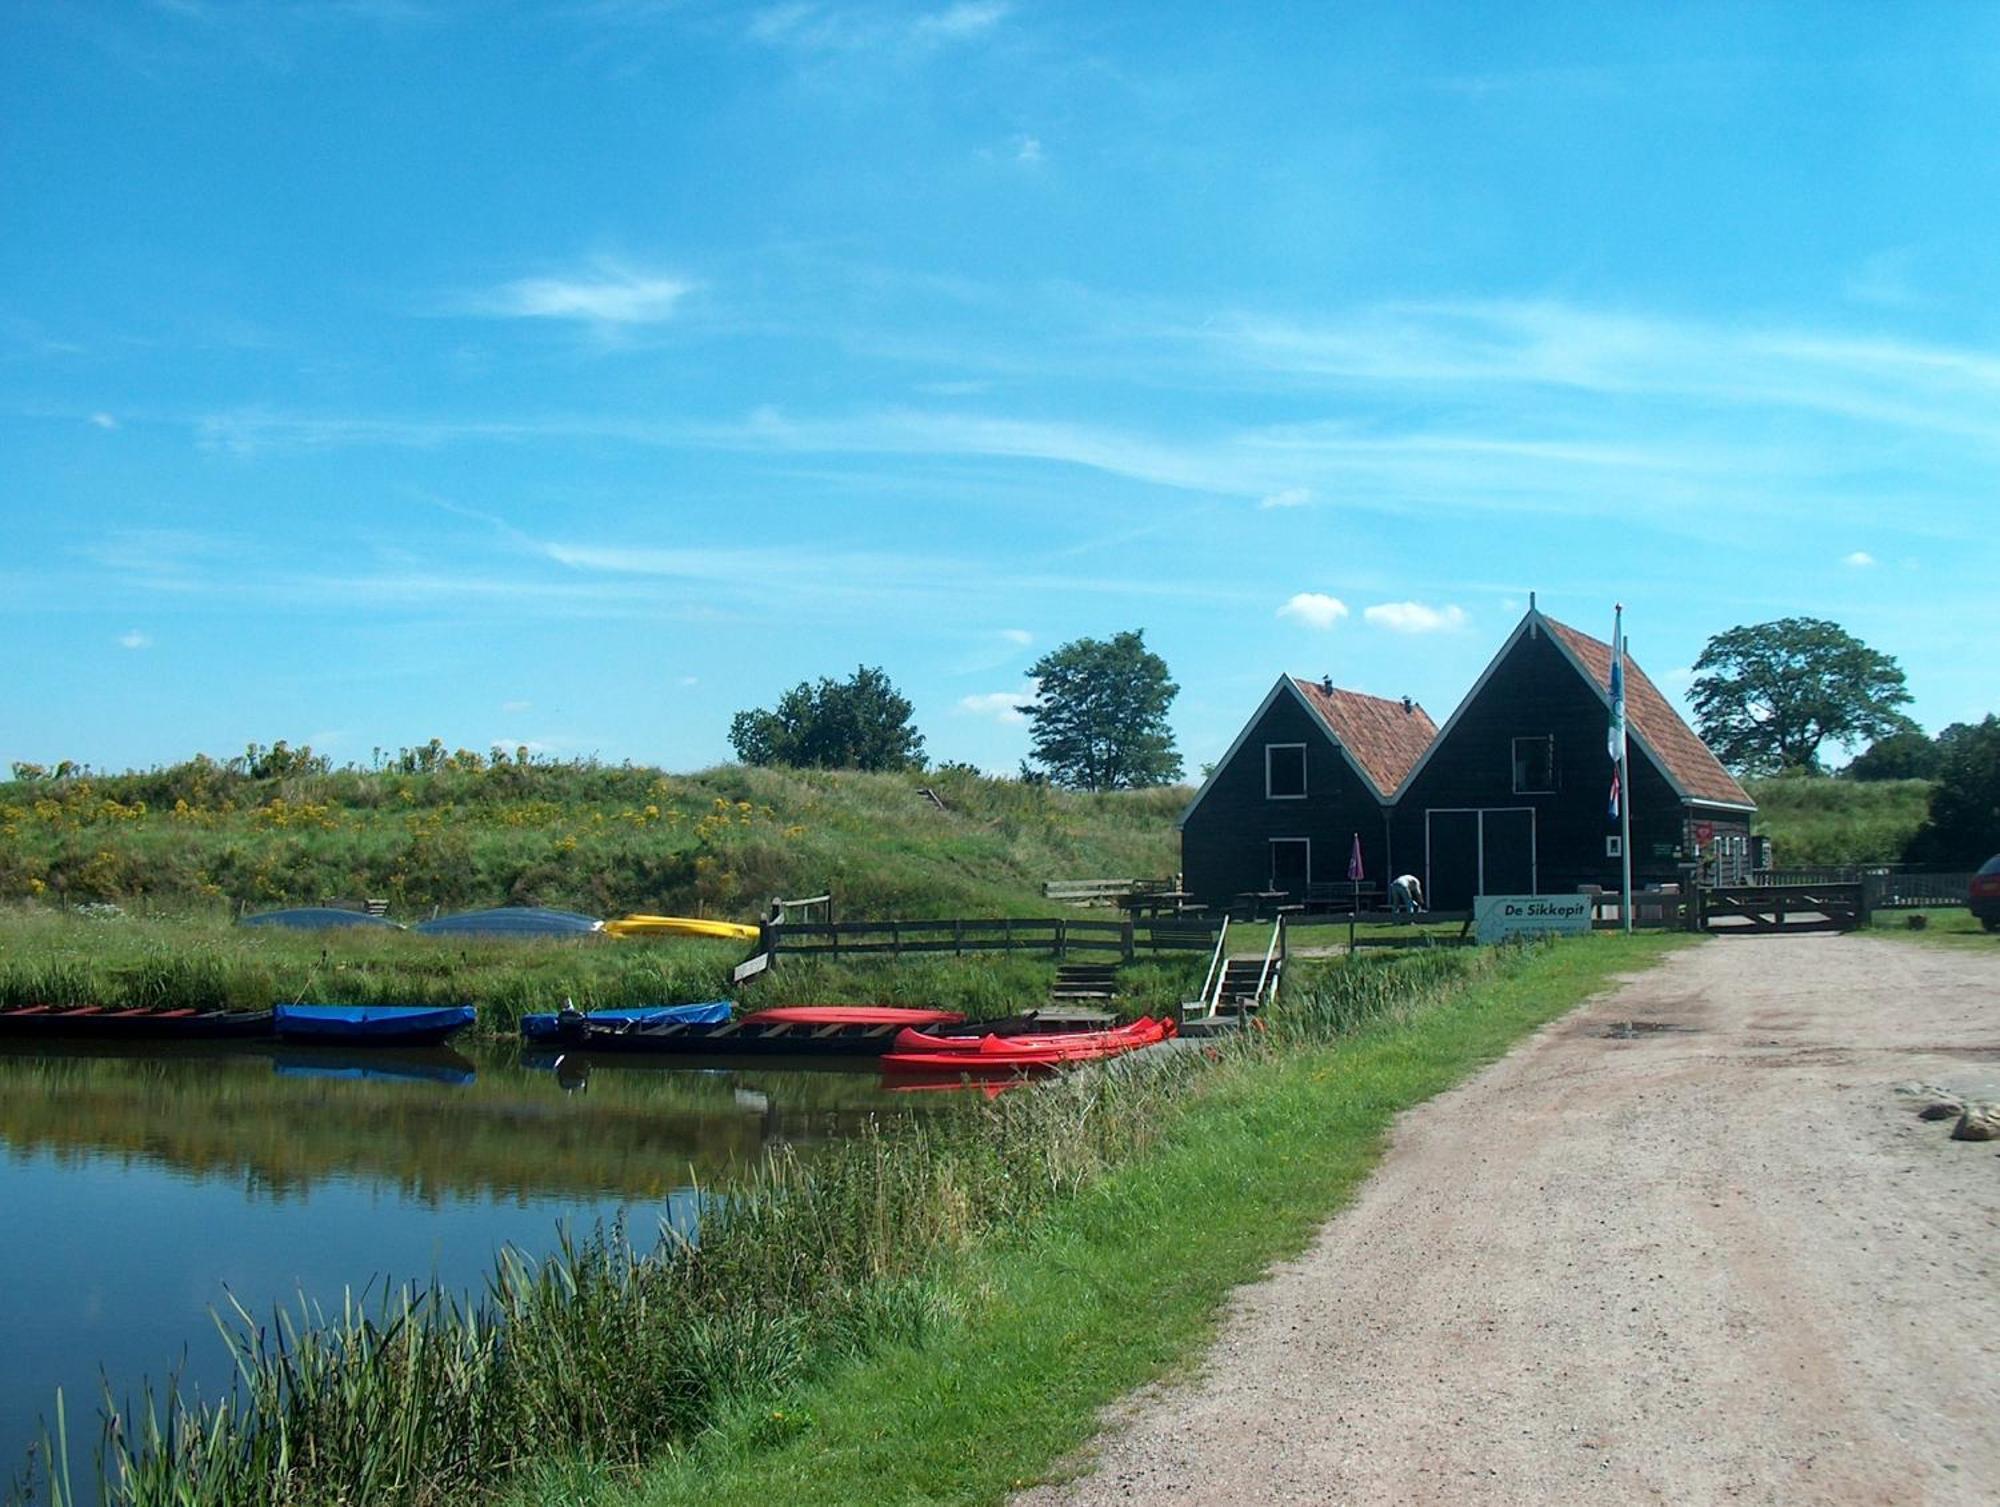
[1694,821,1715,845]
[1474,894,1593,945]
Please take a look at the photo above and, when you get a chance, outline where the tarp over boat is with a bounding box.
[274,1004,477,1046]
[519,1000,732,1044]
[739,1006,963,1027]
[240,907,400,931]
[413,907,603,939]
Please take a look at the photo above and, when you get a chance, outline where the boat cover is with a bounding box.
[274,1004,478,1042]
[740,1005,964,1027]
[240,907,399,931]
[413,907,603,938]
[519,1000,733,1043]
[602,915,761,942]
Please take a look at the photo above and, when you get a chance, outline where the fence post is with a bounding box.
[953,918,964,956]
[1121,917,1134,964]
[892,920,902,959]
[1055,918,1067,958]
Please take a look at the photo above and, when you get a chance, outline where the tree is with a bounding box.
[1690,618,1913,774]
[1020,630,1182,791]
[1906,717,2000,866]
[1844,730,1940,782]
[729,665,926,772]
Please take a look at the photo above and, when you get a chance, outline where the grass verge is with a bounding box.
[509,931,1687,1507]
[1867,906,1997,948]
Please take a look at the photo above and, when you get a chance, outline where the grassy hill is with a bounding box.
[0,756,1185,921]
[1744,775,1933,867]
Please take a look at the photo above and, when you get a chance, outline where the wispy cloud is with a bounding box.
[1259,486,1310,509]
[89,412,119,430]
[747,0,1008,54]
[501,699,533,713]
[1365,601,1466,633]
[1844,550,1877,568]
[958,687,1030,723]
[1012,134,1042,164]
[459,260,695,327]
[117,629,152,650]
[999,627,1032,645]
[913,2,1009,40]
[1277,592,1349,630]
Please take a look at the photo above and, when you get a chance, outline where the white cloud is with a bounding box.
[1364,601,1467,633]
[465,261,694,326]
[501,699,533,713]
[678,675,699,687]
[1014,134,1042,164]
[1844,550,1877,567]
[959,687,1032,723]
[1260,486,1311,509]
[1277,592,1349,630]
[117,630,152,650]
[89,412,118,430]
[915,1,1010,39]
[999,627,1032,645]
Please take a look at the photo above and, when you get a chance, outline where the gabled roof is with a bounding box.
[1179,676,1434,828]
[1539,616,1754,809]
[1291,679,1437,799]
[1392,607,1755,811]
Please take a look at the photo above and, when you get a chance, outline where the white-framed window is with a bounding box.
[1512,736,1555,794]
[1265,743,1306,799]
[1606,835,1623,859]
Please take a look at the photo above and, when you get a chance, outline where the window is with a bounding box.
[1606,835,1623,859]
[1512,736,1554,794]
[1265,743,1306,799]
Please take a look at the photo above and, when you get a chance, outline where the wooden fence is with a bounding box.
[1697,882,1863,934]
[1748,868,1971,909]
[762,914,1223,964]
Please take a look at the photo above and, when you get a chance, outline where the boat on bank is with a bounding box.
[601,914,762,943]
[273,1004,477,1046]
[570,1005,964,1058]
[0,1004,276,1041]
[880,1016,1173,1074]
[519,1000,733,1045]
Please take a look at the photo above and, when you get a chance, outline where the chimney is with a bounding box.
[1401,696,1414,714]
[1320,675,1333,695]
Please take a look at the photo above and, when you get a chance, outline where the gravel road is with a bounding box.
[1020,934,2000,1506]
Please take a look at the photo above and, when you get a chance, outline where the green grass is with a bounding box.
[0,759,1184,920]
[1867,906,1998,947]
[1744,774,1933,866]
[506,932,1686,1507]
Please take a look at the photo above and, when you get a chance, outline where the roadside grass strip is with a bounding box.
[511,932,1685,1507]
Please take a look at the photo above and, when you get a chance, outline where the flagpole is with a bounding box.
[1617,608,1633,935]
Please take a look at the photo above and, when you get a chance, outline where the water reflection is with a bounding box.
[0,1041,929,1487]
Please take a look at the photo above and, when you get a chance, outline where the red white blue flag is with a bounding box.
[1608,767,1621,819]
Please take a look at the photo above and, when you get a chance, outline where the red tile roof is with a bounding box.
[1541,617,1753,808]
[1292,680,1437,799]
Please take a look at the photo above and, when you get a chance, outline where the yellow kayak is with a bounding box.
[602,914,762,943]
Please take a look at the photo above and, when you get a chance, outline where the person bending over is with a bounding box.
[1390,873,1426,914]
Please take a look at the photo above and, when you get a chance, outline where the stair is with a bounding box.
[1050,962,1119,1005]
[1213,957,1275,1012]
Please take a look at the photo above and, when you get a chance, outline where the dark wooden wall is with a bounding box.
[1179,688,1388,905]
[1388,629,1689,902]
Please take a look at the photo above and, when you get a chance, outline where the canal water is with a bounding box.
[0,1041,930,1490]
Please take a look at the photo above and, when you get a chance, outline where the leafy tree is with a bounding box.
[729,665,926,772]
[1020,629,1182,791]
[1906,716,2000,866]
[1844,730,1940,782]
[1690,618,1913,774]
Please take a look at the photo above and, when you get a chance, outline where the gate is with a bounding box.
[1697,882,1863,934]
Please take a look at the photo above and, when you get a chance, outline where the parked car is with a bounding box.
[1972,855,2000,931]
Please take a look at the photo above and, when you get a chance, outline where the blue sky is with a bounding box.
[4,0,1995,778]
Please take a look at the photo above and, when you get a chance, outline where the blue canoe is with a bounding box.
[520,1000,732,1045]
[274,1004,477,1046]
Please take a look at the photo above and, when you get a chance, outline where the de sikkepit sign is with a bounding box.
[1474,894,1592,945]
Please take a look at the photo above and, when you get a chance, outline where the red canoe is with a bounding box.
[740,1005,966,1028]
[881,1015,1173,1073]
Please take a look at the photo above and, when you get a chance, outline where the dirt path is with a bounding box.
[1021,935,2000,1506]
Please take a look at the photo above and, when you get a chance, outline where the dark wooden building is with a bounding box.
[1180,606,1756,911]
[1179,677,1436,905]
[1387,607,1755,908]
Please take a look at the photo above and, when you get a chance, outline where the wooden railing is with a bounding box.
[763,914,1223,965]
[1698,883,1863,933]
